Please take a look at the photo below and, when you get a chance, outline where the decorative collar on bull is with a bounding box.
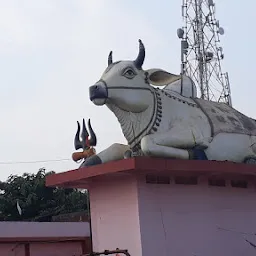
[76,39,256,168]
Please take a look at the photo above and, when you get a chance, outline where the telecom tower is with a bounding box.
[177,0,232,105]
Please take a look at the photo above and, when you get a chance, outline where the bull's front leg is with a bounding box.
[79,143,130,168]
[141,126,212,160]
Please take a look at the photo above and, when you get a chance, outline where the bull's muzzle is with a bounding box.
[89,82,108,105]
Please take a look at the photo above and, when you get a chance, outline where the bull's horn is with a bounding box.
[88,119,97,146]
[134,39,145,69]
[108,51,113,65]
[74,121,83,150]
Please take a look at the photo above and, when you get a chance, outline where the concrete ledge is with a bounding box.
[45,157,256,189]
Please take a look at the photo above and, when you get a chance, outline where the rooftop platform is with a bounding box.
[46,157,256,189]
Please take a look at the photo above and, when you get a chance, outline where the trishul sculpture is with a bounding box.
[79,39,256,168]
[72,119,97,167]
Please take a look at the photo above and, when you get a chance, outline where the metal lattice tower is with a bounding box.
[177,0,232,105]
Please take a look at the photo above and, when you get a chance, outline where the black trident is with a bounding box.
[74,118,97,150]
[72,119,97,163]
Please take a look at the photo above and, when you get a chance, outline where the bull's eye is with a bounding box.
[122,68,137,79]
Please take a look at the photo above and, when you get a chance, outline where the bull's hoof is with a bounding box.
[188,148,208,160]
[124,150,132,159]
[244,157,256,165]
[124,149,144,159]
[79,155,102,168]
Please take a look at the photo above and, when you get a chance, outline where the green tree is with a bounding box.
[0,168,87,221]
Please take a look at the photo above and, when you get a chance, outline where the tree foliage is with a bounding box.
[0,168,87,221]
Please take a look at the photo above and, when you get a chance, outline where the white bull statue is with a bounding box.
[81,39,256,168]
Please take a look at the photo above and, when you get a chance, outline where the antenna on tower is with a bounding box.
[177,0,232,106]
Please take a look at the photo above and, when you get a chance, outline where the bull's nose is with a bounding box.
[89,83,108,102]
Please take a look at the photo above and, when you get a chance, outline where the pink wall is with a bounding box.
[137,175,256,256]
[90,175,142,256]
[89,173,256,256]
[0,242,83,256]
[0,244,25,256]
[30,242,82,256]
[0,222,90,256]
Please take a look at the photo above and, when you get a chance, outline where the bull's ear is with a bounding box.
[146,69,181,86]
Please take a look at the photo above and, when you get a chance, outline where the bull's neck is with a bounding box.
[106,88,162,151]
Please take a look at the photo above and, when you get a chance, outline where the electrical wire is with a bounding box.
[0,158,72,165]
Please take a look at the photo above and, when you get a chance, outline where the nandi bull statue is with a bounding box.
[79,39,256,168]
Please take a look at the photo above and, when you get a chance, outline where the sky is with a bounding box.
[0,0,255,181]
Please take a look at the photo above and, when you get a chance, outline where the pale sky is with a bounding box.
[0,0,255,181]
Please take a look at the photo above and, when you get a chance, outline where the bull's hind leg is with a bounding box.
[205,133,256,163]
